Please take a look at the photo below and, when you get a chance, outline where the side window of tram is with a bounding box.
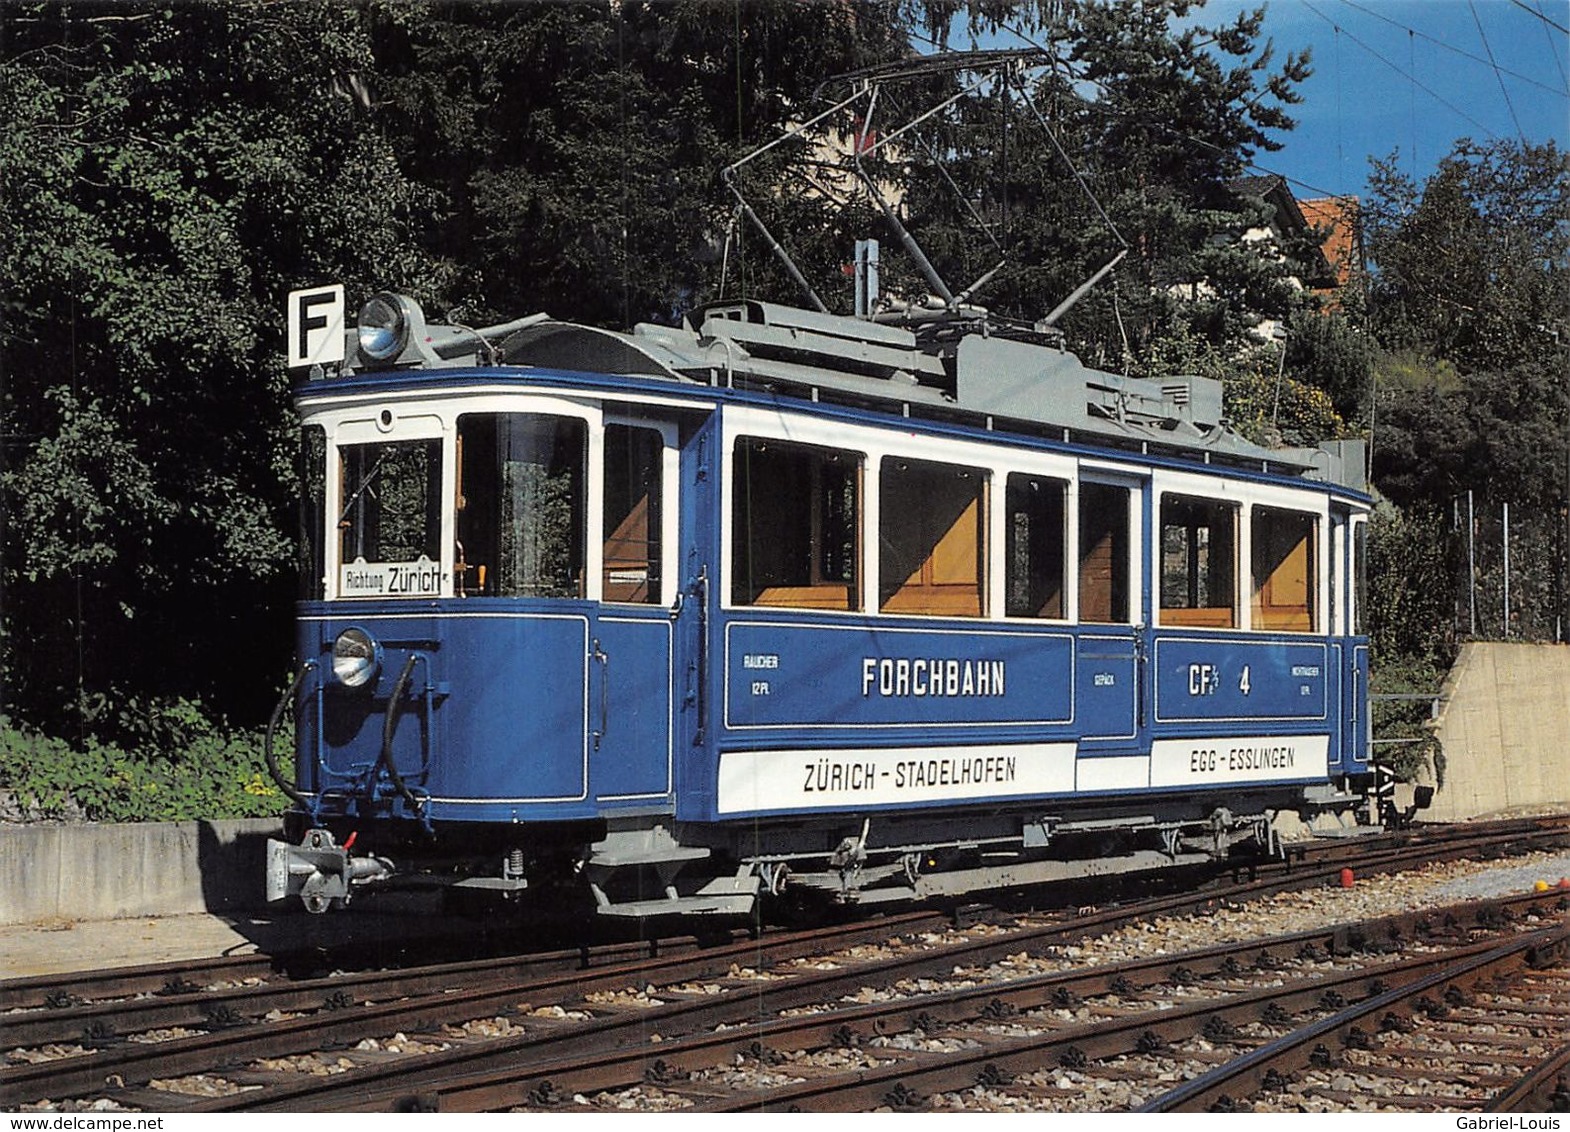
[603,424,662,604]
[880,457,986,618]
[1251,506,1317,632]
[456,413,586,598]
[731,437,860,611]
[1159,494,1237,628]
[1005,473,1066,619]
[339,438,442,565]
[1079,482,1130,624]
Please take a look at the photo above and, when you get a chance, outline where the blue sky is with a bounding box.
[1177,0,1569,198]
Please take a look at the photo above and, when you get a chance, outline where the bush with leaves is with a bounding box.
[1366,653,1445,787]
[0,704,290,824]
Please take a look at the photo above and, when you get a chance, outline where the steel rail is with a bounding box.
[698,923,1570,1114]
[1484,1040,1570,1113]
[394,915,1563,1113]
[189,891,1569,1112]
[0,953,281,1014]
[1139,923,1570,1112]
[0,910,944,1106]
[7,819,1565,1108]
[5,811,1559,1015]
[0,918,782,1049]
[0,916,754,1012]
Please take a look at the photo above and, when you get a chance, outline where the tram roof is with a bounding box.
[310,297,1367,494]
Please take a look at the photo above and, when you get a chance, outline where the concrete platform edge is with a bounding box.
[0,818,282,925]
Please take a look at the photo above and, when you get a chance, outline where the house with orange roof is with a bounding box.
[1298,194,1366,296]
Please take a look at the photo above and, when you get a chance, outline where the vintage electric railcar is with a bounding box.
[267,289,1373,916]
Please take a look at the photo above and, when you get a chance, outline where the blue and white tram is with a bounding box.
[267,291,1373,915]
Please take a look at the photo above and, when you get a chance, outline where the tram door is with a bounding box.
[1330,508,1370,772]
[1074,477,1146,764]
[589,420,680,803]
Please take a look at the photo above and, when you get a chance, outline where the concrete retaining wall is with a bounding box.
[1424,642,1570,822]
[0,818,282,925]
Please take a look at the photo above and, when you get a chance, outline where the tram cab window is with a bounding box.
[1005,473,1066,619]
[1252,506,1317,632]
[1159,494,1237,628]
[300,425,326,600]
[456,413,586,598]
[731,437,860,610]
[339,437,442,570]
[880,457,987,618]
[1079,482,1131,624]
[603,424,663,604]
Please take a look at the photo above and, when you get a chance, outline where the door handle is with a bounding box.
[591,638,609,749]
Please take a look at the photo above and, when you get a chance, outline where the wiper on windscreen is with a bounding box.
[337,449,391,527]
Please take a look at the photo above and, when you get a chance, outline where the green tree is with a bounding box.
[365,0,909,328]
[1366,139,1569,372]
[0,0,919,745]
[1286,305,1373,425]
[0,0,1356,761]
[1364,139,1570,648]
[1,1,447,735]
[875,0,1314,371]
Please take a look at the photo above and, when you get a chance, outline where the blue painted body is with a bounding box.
[296,599,674,824]
[292,368,1371,836]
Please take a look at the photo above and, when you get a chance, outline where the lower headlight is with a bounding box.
[332,627,381,688]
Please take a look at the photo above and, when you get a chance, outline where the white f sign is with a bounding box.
[287,285,346,368]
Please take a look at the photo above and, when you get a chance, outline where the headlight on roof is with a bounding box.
[357,293,416,362]
[332,627,381,688]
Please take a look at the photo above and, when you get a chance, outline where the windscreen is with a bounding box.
[337,438,443,597]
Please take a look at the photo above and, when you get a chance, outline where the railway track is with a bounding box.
[689,896,1569,1114]
[7,814,1558,1015]
[1140,922,1570,1112]
[5,817,1568,1113]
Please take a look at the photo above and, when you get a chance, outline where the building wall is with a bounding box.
[1423,642,1570,821]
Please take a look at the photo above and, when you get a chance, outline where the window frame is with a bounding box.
[1251,503,1319,634]
[878,453,990,619]
[1158,490,1241,628]
[455,409,590,600]
[1003,471,1069,621]
[601,417,674,606]
[328,411,449,600]
[730,434,864,612]
[1076,476,1138,627]
[315,396,617,602]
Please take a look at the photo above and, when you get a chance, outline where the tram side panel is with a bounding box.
[1146,631,1333,794]
[708,614,1081,820]
[676,409,1363,828]
[298,604,604,823]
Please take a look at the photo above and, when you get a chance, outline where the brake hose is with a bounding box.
[265,663,313,809]
[379,653,424,814]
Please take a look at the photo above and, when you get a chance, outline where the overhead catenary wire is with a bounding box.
[1301,0,1502,141]
[1335,21,1344,186]
[1469,0,1530,143]
[1410,28,1419,176]
[1513,0,1570,37]
[1532,0,1570,90]
[1336,0,1567,96]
